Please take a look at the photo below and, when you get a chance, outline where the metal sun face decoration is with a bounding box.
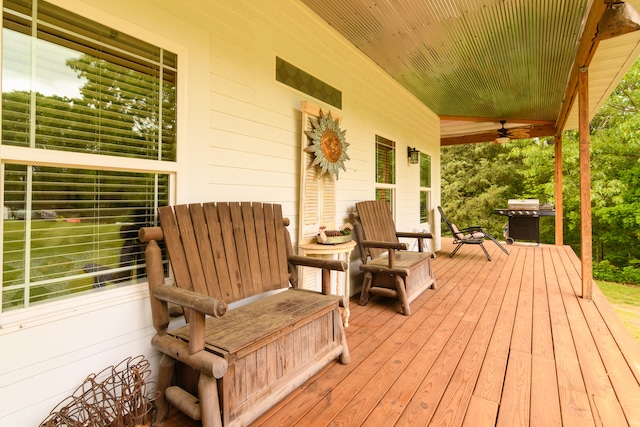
[305,110,350,180]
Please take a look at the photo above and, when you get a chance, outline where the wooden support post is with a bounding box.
[579,67,593,300]
[554,134,564,246]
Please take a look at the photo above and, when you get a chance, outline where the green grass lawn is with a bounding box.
[598,280,640,343]
[3,219,126,309]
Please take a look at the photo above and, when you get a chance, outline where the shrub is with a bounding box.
[593,260,640,285]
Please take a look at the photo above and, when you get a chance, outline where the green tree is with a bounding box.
[440,138,553,239]
[441,58,640,284]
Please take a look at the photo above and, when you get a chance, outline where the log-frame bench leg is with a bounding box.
[359,272,373,306]
[155,354,175,423]
[199,373,223,427]
[340,296,351,327]
[336,308,351,365]
[429,255,438,290]
[395,275,411,316]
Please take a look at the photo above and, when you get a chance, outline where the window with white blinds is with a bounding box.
[419,152,432,224]
[375,134,396,214]
[1,0,176,311]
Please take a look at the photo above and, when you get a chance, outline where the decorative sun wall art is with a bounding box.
[305,109,349,180]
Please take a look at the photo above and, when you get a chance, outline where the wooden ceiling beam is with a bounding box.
[555,0,607,133]
[439,115,555,125]
[440,124,557,146]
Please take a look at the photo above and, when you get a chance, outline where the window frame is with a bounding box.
[419,152,432,225]
[0,0,182,323]
[374,134,396,216]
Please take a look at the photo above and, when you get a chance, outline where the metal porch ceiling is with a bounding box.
[301,0,640,144]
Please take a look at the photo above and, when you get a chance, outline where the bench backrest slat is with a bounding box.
[188,203,224,299]
[241,202,264,296]
[251,202,272,289]
[202,203,234,301]
[158,202,291,304]
[271,203,289,289]
[158,205,197,294]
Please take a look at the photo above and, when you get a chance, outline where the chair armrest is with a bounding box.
[396,231,433,239]
[395,231,433,253]
[361,240,408,251]
[153,284,227,318]
[460,226,487,239]
[288,254,347,272]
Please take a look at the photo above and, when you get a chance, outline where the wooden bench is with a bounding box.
[350,200,437,316]
[139,202,350,427]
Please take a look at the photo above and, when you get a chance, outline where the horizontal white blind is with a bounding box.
[420,152,432,223]
[1,0,175,311]
[375,134,395,185]
[3,164,169,309]
[2,0,177,161]
[420,152,431,188]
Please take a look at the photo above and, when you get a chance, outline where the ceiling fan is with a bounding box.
[494,120,530,144]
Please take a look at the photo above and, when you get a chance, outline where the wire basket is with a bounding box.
[40,355,158,427]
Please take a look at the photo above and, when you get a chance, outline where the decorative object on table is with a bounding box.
[317,224,353,244]
[305,109,349,180]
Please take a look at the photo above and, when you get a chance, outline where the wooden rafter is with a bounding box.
[439,116,555,125]
[440,123,556,146]
[555,0,607,133]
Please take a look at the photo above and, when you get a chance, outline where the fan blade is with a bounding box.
[507,128,530,139]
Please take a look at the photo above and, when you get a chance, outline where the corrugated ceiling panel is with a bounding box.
[302,0,590,122]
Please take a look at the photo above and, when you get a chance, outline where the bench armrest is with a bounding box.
[288,255,348,295]
[288,254,347,272]
[153,284,228,318]
[361,240,408,251]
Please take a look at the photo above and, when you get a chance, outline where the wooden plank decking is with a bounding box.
[162,239,640,426]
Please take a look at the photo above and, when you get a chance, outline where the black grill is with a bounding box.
[494,200,555,244]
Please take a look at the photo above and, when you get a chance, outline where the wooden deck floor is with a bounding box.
[162,239,640,426]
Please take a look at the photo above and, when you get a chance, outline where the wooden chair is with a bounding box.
[139,202,350,427]
[437,206,509,261]
[350,200,436,316]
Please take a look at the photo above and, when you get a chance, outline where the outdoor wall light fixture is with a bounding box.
[408,147,420,164]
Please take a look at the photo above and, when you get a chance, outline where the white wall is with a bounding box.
[0,0,440,424]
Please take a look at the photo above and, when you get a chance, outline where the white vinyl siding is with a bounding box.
[0,1,441,425]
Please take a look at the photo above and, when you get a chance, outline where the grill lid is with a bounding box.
[508,199,540,210]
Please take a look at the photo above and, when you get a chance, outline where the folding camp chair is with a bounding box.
[437,206,509,261]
